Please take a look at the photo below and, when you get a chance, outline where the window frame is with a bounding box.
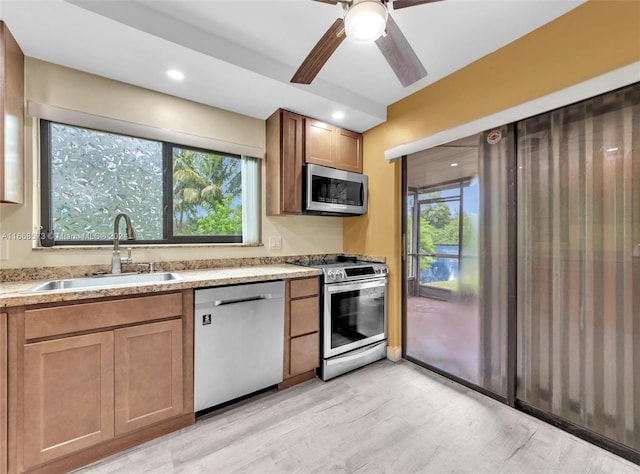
[40,119,244,246]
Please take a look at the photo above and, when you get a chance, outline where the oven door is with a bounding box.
[323,277,387,358]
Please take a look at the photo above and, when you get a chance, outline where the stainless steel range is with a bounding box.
[293,256,388,380]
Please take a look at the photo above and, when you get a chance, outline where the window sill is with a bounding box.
[33,242,263,251]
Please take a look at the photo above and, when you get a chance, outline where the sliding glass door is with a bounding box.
[516,83,640,451]
[403,82,640,456]
[404,131,510,398]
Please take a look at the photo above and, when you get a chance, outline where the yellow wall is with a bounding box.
[344,0,640,350]
[0,59,343,269]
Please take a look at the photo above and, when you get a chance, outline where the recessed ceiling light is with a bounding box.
[167,69,184,80]
[332,111,345,120]
[450,163,458,167]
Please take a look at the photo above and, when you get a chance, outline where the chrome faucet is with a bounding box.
[112,213,136,274]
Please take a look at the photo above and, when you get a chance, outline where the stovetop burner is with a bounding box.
[288,256,387,283]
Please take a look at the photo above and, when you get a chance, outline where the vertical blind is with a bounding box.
[478,126,511,397]
[517,83,640,451]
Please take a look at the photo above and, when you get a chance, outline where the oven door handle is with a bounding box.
[326,343,384,365]
[325,278,387,294]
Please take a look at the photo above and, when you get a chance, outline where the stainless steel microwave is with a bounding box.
[303,164,368,216]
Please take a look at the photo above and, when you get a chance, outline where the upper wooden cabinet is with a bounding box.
[266,109,363,216]
[0,22,24,204]
[305,118,363,174]
[266,109,304,215]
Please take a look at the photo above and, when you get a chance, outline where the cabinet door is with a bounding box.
[290,332,320,375]
[281,110,304,213]
[23,332,114,469]
[0,22,24,204]
[0,314,6,474]
[290,297,319,337]
[290,277,319,299]
[114,320,183,435]
[336,128,363,173]
[305,119,335,168]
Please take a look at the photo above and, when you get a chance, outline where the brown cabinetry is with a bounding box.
[0,22,24,204]
[280,277,320,389]
[266,109,363,216]
[266,109,304,215]
[305,118,362,174]
[23,332,115,468]
[114,319,183,436]
[0,313,6,474]
[9,291,194,473]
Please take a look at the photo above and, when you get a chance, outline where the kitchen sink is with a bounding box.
[25,272,181,293]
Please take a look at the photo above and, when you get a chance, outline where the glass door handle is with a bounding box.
[634,244,640,258]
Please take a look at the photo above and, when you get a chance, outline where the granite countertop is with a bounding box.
[0,264,323,308]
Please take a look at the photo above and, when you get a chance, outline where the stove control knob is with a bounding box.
[337,270,346,280]
[327,270,336,281]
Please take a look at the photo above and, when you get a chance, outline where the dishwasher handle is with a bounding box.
[213,294,272,306]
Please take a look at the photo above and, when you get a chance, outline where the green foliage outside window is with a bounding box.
[419,201,460,273]
[172,147,242,237]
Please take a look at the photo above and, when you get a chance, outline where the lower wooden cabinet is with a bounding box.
[114,320,183,435]
[280,277,320,388]
[0,313,7,474]
[23,332,115,468]
[290,332,319,375]
[8,290,194,474]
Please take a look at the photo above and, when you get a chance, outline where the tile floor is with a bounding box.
[76,359,640,473]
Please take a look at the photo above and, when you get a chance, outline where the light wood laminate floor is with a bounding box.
[76,360,640,473]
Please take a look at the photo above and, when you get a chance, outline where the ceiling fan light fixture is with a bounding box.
[344,0,388,44]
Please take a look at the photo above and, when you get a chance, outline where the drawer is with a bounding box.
[290,277,319,299]
[24,293,183,340]
[290,332,319,375]
[290,297,319,337]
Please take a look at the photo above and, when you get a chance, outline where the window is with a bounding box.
[40,121,260,245]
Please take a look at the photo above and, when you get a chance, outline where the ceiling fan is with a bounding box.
[291,0,443,87]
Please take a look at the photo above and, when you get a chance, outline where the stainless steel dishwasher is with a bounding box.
[194,280,285,413]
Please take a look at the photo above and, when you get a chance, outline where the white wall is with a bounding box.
[0,59,342,269]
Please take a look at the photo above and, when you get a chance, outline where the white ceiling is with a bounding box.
[0,0,585,133]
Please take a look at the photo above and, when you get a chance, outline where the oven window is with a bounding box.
[312,176,363,206]
[330,286,385,349]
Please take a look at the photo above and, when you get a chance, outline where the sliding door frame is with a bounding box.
[400,126,518,406]
[400,86,640,464]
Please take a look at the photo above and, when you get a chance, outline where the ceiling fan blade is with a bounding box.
[392,0,444,10]
[376,15,427,87]
[313,0,338,4]
[291,18,346,84]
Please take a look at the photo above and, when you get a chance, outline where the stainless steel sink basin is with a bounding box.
[25,272,181,293]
